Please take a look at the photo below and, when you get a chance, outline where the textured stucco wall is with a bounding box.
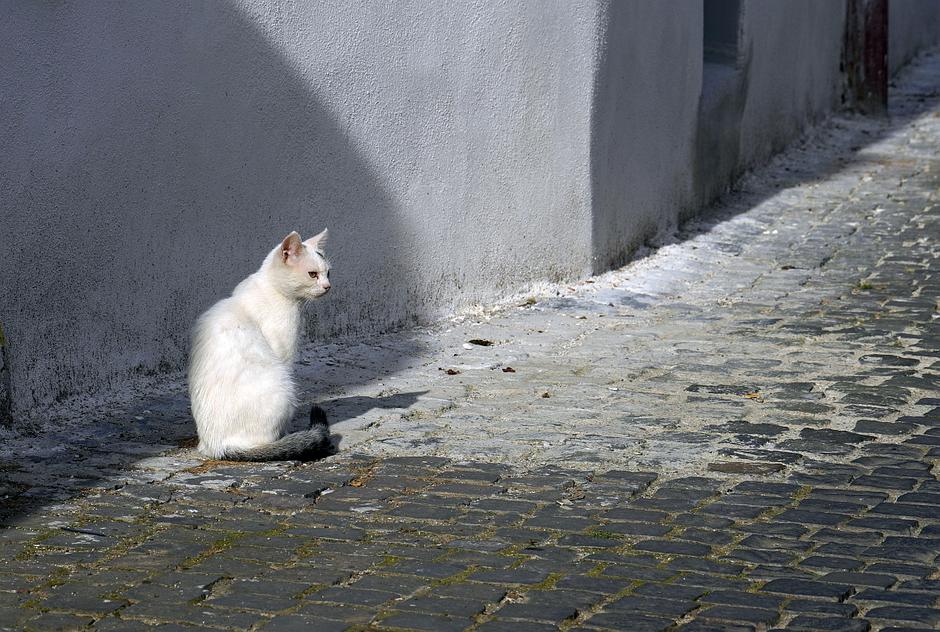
[889,0,940,74]
[2,0,939,421]
[0,1,599,417]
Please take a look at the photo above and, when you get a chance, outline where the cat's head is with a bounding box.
[272,230,332,300]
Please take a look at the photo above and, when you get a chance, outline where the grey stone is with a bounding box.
[761,579,853,599]
[866,606,940,626]
[785,616,871,632]
[699,605,779,625]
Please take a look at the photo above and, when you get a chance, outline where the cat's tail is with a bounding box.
[221,405,332,462]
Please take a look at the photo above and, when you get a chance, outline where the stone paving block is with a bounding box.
[724,548,795,566]
[633,540,711,557]
[497,591,598,623]
[604,594,698,618]
[775,509,852,526]
[386,560,467,579]
[552,574,626,595]
[674,573,752,591]
[20,612,97,630]
[784,616,871,631]
[845,516,918,533]
[799,556,865,572]
[476,620,558,632]
[676,622,755,632]
[813,529,881,546]
[870,465,932,478]
[761,578,853,600]
[581,609,676,630]
[699,605,780,626]
[598,563,677,583]
[308,586,398,607]
[673,513,735,529]
[385,503,464,521]
[851,589,937,606]
[699,590,784,610]
[376,611,471,632]
[852,476,918,491]
[797,498,868,514]
[739,534,813,551]
[865,606,940,627]
[897,492,940,505]
[295,602,375,624]
[854,420,917,435]
[469,497,539,513]
[819,572,896,589]
[258,615,349,632]
[631,496,701,512]
[524,513,595,531]
[667,557,746,576]
[633,583,707,602]
[39,586,129,616]
[204,591,298,612]
[865,563,931,578]
[699,503,768,519]
[861,545,937,564]
[722,493,793,508]
[791,472,855,486]
[398,594,489,618]
[469,566,557,586]
[349,573,429,596]
[747,564,816,581]
[786,600,858,617]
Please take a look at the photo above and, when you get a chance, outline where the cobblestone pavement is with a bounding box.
[3,52,940,632]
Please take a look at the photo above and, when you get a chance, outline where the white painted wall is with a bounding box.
[1,0,938,420]
[0,1,600,416]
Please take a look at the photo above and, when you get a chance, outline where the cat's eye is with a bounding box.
[308,271,318,279]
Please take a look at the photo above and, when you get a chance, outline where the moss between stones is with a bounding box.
[585,528,624,540]
[178,529,247,569]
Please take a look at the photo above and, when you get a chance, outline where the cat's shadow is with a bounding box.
[282,390,428,457]
[285,390,429,432]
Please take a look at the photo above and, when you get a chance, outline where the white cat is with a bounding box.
[189,230,333,460]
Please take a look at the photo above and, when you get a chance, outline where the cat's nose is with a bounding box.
[322,281,331,291]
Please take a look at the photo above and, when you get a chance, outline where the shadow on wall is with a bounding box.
[0,3,419,418]
[0,3,429,521]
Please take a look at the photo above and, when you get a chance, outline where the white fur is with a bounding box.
[189,230,331,458]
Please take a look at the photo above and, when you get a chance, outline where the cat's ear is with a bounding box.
[304,228,328,251]
[280,231,304,263]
